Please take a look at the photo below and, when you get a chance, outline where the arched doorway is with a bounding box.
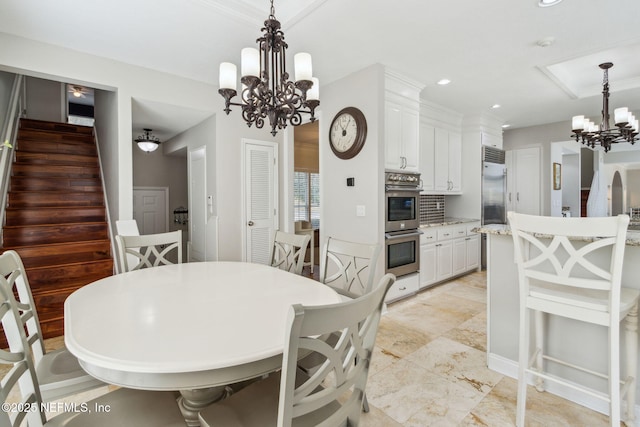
[611,171,623,216]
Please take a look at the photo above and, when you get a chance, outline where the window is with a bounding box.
[294,171,320,229]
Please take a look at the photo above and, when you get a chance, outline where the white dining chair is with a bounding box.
[115,219,141,273]
[0,272,188,427]
[0,250,105,402]
[269,230,311,275]
[319,236,381,299]
[508,212,639,427]
[198,273,396,426]
[115,230,182,273]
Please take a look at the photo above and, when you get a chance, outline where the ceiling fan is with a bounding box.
[67,85,90,98]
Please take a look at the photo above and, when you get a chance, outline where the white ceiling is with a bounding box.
[2,0,640,141]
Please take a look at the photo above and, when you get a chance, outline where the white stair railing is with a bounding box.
[0,74,25,247]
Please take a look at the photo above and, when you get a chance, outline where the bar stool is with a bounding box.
[508,212,638,427]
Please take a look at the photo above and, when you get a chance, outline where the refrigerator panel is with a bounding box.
[482,162,506,225]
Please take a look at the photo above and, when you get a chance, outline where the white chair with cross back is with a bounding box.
[198,273,396,426]
[0,267,187,427]
[0,250,105,402]
[115,230,182,273]
[508,212,639,427]
[269,230,311,276]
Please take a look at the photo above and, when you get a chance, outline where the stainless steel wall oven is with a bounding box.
[385,171,421,277]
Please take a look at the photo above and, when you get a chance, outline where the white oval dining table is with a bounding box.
[64,261,340,426]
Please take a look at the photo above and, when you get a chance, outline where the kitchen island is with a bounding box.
[478,223,640,418]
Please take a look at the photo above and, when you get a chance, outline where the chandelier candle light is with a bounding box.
[571,62,639,152]
[218,0,319,136]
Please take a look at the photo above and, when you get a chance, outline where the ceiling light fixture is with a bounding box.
[217,0,319,136]
[571,63,639,152]
[135,128,161,153]
[492,104,501,109]
[437,79,451,85]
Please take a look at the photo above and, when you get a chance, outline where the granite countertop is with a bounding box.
[475,223,640,246]
[420,218,480,229]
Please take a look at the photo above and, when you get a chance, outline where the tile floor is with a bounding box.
[360,271,612,426]
[31,270,614,425]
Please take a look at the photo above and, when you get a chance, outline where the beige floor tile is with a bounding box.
[443,309,488,352]
[359,404,403,427]
[375,317,433,359]
[366,358,484,425]
[406,336,503,396]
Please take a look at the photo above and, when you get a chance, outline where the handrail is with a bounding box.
[92,127,117,274]
[0,75,24,247]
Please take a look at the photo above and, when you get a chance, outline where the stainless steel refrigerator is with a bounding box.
[481,146,506,267]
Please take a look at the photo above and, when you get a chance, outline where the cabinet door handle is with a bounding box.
[509,193,512,202]
[517,192,520,202]
[399,286,407,291]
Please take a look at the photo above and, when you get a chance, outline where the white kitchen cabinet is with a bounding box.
[435,240,453,282]
[385,272,419,303]
[419,243,437,288]
[465,234,480,271]
[432,128,462,194]
[385,101,419,171]
[481,131,503,149]
[419,123,435,191]
[452,238,467,275]
[419,221,480,289]
[506,147,541,215]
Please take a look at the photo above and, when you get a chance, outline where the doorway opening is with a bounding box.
[611,171,623,216]
[294,121,319,277]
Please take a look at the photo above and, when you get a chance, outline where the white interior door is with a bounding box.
[189,146,207,262]
[133,187,168,234]
[244,140,278,264]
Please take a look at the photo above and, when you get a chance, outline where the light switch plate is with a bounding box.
[356,205,365,217]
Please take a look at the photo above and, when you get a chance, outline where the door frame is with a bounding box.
[241,138,279,262]
[188,145,207,262]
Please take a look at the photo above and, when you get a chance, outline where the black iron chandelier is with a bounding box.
[135,128,161,153]
[571,62,639,152]
[217,0,319,136]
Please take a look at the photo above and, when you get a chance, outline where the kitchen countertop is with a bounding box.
[475,223,640,246]
[420,217,479,228]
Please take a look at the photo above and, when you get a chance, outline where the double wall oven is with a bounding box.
[385,171,421,277]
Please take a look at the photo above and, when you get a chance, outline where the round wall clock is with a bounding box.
[329,107,367,159]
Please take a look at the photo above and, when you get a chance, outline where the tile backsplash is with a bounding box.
[420,194,445,224]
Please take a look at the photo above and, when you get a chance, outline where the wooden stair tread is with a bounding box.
[1,118,113,344]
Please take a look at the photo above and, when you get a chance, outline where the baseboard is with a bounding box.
[487,352,640,422]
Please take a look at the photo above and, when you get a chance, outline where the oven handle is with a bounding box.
[385,185,423,192]
[385,230,423,240]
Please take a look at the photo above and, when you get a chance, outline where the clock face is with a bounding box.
[329,107,367,159]
[330,113,358,152]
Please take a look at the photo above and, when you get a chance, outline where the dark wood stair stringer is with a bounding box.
[1,118,114,347]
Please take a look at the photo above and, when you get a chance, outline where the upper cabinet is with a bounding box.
[385,101,419,171]
[384,71,424,172]
[419,101,464,194]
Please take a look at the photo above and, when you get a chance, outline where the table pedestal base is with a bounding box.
[178,386,230,427]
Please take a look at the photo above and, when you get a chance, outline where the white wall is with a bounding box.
[24,76,64,122]
[562,153,580,217]
[0,70,15,133]
[503,121,568,215]
[319,64,385,282]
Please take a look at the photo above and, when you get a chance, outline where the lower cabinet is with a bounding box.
[420,222,480,289]
[385,272,419,303]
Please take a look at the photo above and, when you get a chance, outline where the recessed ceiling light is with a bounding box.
[492,104,501,109]
[538,0,563,7]
[437,79,451,86]
[502,124,511,128]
